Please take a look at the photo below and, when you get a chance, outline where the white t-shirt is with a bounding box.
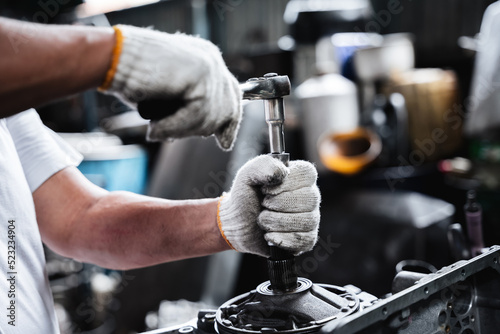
[0,109,82,334]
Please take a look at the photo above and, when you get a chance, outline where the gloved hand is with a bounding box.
[217,155,321,257]
[99,25,242,150]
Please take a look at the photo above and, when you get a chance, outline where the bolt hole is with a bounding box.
[438,311,447,325]
[424,287,429,295]
[461,269,466,276]
[382,307,388,315]
[494,257,498,264]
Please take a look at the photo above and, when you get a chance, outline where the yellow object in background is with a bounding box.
[318,127,382,175]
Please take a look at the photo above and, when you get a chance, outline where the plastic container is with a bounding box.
[59,132,148,194]
[295,73,359,173]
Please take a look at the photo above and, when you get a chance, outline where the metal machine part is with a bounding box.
[216,278,362,334]
[323,245,500,334]
[141,246,500,334]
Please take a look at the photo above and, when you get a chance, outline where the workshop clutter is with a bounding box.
[296,31,462,176]
[295,72,360,173]
[383,69,461,162]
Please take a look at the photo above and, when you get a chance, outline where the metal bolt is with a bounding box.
[198,311,216,320]
[179,326,194,333]
[401,308,411,318]
[247,77,259,82]
[264,73,278,77]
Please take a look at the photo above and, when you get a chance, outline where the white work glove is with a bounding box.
[101,25,242,150]
[217,155,321,257]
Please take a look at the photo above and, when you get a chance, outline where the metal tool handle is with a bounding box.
[240,74,298,292]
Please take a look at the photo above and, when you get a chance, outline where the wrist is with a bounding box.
[217,195,236,251]
[98,26,123,91]
[72,25,116,90]
[96,25,160,100]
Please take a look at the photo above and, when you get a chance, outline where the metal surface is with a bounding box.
[264,98,285,155]
[216,278,361,334]
[241,73,296,293]
[140,246,500,334]
[322,245,500,334]
[240,74,291,101]
[240,73,290,157]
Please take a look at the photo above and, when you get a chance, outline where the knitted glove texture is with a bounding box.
[104,25,242,150]
[218,155,321,257]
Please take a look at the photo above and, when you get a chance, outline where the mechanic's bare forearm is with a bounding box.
[0,17,114,117]
[73,193,228,269]
[34,167,230,270]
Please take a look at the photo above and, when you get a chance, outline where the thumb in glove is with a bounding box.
[99,25,242,150]
[217,155,321,257]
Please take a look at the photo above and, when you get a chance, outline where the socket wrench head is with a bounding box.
[240,74,291,100]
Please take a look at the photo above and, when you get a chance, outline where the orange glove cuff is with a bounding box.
[98,25,124,91]
[217,195,236,251]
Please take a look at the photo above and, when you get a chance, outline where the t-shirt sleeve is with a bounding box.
[6,109,83,192]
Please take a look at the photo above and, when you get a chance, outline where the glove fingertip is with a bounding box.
[290,160,319,180]
[215,99,242,151]
[145,124,168,142]
[215,117,240,151]
[265,159,289,186]
[240,155,288,186]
